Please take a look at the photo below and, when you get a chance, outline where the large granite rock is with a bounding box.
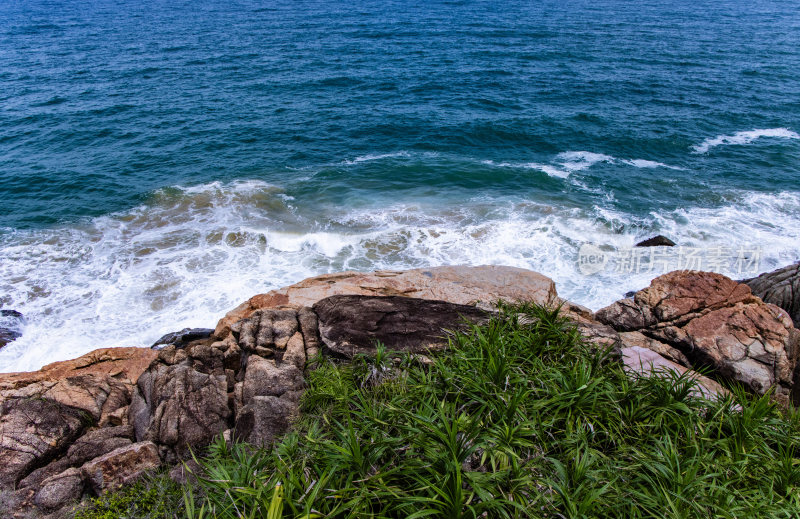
[131,308,315,457]
[0,348,156,489]
[129,345,232,462]
[0,347,157,516]
[313,295,491,358]
[622,346,727,400]
[597,271,800,404]
[214,265,558,339]
[745,262,800,327]
[34,467,84,512]
[0,347,157,423]
[0,397,87,488]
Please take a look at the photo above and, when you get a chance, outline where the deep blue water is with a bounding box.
[1,0,799,371]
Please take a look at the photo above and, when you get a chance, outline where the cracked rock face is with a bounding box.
[745,262,800,328]
[214,265,558,339]
[596,271,800,404]
[0,348,157,516]
[129,307,318,458]
[0,397,88,488]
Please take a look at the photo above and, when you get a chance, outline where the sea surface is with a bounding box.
[1,0,799,372]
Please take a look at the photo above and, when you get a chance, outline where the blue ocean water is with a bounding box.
[1,0,799,371]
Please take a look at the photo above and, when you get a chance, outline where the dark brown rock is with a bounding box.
[150,328,214,350]
[745,263,800,327]
[234,395,299,448]
[313,295,491,358]
[169,458,201,485]
[215,266,557,339]
[0,310,23,349]
[635,235,676,247]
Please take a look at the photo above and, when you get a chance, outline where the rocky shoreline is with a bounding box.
[1,264,799,517]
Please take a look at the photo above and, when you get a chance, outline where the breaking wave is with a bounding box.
[1,180,798,373]
[692,128,800,154]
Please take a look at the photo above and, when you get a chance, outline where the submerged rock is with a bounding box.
[0,309,24,349]
[635,235,676,247]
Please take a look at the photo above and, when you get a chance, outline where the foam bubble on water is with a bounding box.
[621,159,684,170]
[1,180,799,372]
[484,153,682,178]
[556,151,615,171]
[692,128,800,154]
[342,151,412,165]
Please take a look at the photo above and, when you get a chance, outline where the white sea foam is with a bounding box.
[342,151,412,165]
[484,153,682,178]
[692,128,800,154]
[556,151,615,171]
[621,159,684,170]
[1,181,799,373]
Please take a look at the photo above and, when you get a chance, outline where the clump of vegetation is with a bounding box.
[72,472,183,519]
[75,303,800,518]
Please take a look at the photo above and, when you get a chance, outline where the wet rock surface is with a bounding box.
[150,328,214,350]
[0,309,23,349]
[635,235,676,247]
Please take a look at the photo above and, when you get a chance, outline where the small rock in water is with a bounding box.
[0,308,24,349]
[635,235,676,247]
[150,328,213,350]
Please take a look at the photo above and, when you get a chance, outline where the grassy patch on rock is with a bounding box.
[77,304,800,518]
[72,471,183,519]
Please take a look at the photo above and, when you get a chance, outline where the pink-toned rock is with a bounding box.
[622,346,728,400]
[633,270,754,323]
[214,266,558,339]
[597,271,800,404]
[81,441,161,493]
[0,347,158,422]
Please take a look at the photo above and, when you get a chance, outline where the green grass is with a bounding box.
[76,303,800,518]
[72,471,183,519]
